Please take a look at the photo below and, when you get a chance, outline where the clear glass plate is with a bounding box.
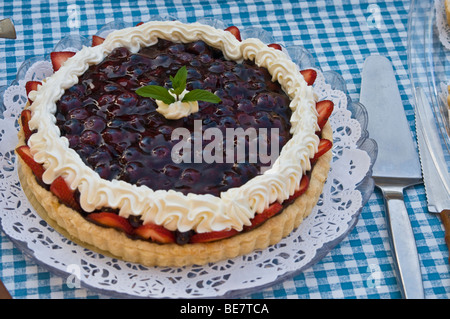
[408,0,450,160]
[0,18,376,298]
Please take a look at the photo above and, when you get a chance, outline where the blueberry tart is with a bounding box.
[16,21,333,266]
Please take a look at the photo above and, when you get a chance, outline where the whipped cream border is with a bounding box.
[27,21,319,233]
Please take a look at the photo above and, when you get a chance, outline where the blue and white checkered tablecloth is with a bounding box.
[0,0,449,299]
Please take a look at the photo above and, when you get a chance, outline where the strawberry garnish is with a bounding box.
[25,81,41,104]
[50,176,81,211]
[300,69,317,86]
[224,26,242,41]
[315,100,334,130]
[91,35,105,47]
[88,212,134,235]
[268,43,282,51]
[244,202,283,231]
[134,223,175,244]
[287,175,310,202]
[312,139,332,162]
[20,109,35,142]
[190,228,238,243]
[50,51,76,72]
[15,145,45,180]
[135,21,144,26]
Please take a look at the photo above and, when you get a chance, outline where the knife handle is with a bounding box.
[0,279,11,299]
[440,210,450,264]
[378,184,424,299]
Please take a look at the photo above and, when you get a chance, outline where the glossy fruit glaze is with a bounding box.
[55,39,292,196]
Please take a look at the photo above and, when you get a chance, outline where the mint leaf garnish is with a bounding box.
[169,66,187,96]
[182,89,222,103]
[136,66,221,104]
[135,85,175,104]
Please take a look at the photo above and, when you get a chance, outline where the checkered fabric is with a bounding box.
[0,0,449,299]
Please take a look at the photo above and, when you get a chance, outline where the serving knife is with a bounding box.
[360,55,424,299]
[414,87,450,261]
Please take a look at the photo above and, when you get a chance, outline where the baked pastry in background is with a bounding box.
[446,0,450,25]
[447,85,450,122]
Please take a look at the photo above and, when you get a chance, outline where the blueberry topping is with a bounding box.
[55,39,292,197]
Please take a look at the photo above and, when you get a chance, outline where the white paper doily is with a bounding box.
[0,20,376,298]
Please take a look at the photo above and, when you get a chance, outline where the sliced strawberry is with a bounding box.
[20,109,35,142]
[268,43,282,50]
[316,100,334,130]
[312,139,332,162]
[244,202,283,231]
[25,81,41,104]
[287,175,309,202]
[300,69,317,86]
[190,228,239,243]
[91,35,105,47]
[50,51,76,72]
[50,176,81,211]
[15,145,45,180]
[88,212,134,235]
[134,223,175,244]
[224,26,242,41]
[135,21,144,26]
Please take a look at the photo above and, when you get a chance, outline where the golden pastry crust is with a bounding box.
[16,122,332,267]
[446,0,450,25]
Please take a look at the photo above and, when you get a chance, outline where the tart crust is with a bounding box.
[16,121,332,267]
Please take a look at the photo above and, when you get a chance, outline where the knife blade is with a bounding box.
[414,87,450,261]
[0,18,16,39]
[360,55,424,299]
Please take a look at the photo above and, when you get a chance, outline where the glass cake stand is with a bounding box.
[408,0,450,158]
[0,18,377,298]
